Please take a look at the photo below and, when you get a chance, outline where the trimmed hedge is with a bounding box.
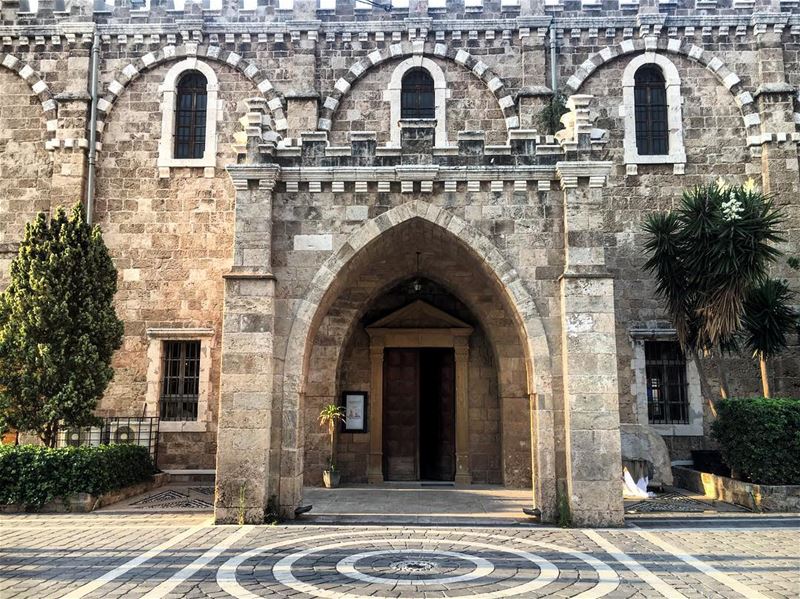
[0,444,156,509]
[711,397,800,485]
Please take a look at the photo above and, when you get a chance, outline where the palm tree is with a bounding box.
[642,179,787,398]
[741,279,799,397]
[319,404,345,471]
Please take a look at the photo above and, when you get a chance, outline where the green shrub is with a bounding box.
[0,444,155,509]
[711,397,800,485]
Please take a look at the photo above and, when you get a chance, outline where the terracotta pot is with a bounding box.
[322,469,340,488]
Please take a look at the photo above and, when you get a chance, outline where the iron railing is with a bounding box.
[56,417,159,461]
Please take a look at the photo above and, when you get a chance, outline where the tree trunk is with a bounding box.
[40,427,50,448]
[693,353,719,417]
[40,420,58,448]
[715,360,730,400]
[330,425,335,469]
[760,354,771,398]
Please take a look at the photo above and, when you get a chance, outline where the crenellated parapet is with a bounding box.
[230,93,613,194]
[240,98,608,168]
[2,0,799,27]
[1,0,799,34]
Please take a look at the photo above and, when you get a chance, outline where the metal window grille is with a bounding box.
[160,340,201,422]
[634,66,668,155]
[645,341,689,425]
[174,72,208,160]
[57,417,159,460]
[401,68,435,120]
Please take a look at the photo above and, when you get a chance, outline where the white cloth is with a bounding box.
[623,467,655,498]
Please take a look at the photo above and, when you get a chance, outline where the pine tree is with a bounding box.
[0,204,123,447]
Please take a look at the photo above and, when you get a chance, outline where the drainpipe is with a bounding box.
[85,33,100,226]
[549,23,558,98]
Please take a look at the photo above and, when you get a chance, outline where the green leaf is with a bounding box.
[0,203,124,446]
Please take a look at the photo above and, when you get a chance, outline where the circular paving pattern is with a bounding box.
[335,547,496,586]
[217,529,620,598]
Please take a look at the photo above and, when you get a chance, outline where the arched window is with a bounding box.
[634,66,668,155]
[174,71,208,160]
[401,68,435,120]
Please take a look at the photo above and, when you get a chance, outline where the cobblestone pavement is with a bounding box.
[1,512,798,599]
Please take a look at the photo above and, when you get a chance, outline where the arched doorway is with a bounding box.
[306,279,504,488]
[284,204,556,518]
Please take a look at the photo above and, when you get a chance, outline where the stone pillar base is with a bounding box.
[214,506,266,525]
[455,473,472,485]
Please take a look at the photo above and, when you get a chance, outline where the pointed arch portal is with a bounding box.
[279,201,557,520]
[216,172,625,528]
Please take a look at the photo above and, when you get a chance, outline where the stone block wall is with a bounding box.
[92,59,252,468]
[0,4,797,519]
[329,55,509,146]
[580,50,757,436]
[0,67,53,278]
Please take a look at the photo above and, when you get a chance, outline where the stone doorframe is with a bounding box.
[365,301,474,485]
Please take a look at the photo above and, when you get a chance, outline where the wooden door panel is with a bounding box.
[419,349,455,481]
[383,348,418,481]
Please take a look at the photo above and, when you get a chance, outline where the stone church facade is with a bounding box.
[0,0,798,526]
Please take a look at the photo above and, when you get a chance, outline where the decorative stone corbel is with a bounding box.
[234,97,281,163]
[556,94,606,158]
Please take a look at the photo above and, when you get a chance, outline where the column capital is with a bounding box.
[754,29,785,49]
[226,164,281,192]
[556,161,613,189]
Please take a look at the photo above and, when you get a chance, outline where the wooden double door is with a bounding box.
[382,348,456,481]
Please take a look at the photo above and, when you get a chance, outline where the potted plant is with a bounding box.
[319,404,345,488]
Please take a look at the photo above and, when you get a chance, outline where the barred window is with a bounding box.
[174,72,208,160]
[646,341,689,425]
[160,340,201,421]
[634,66,668,156]
[401,68,435,120]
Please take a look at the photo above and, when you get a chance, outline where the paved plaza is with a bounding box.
[1,503,798,599]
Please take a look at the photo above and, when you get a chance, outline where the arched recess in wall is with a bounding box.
[0,53,57,146]
[318,43,519,136]
[96,44,285,144]
[565,37,761,146]
[305,247,522,487]
[278,200,555,514]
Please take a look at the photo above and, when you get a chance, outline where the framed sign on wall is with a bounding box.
[341,391,368,433]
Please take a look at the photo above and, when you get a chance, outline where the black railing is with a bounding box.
[57,417,159,461]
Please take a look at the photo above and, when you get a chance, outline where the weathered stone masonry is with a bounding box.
[0,0,798,526]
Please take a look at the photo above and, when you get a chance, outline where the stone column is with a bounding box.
[367,341,385,483]
[753,31,800,197]
[291,0,318,19]
[519,0,546,14]
[454,339,471,485]
[516,24,550,129]
[215,164,280,524]
[53,53,92,207]
[752,30,800,397]
[557,161,624,527]
[408,0,429,16]
[284,23,319,139]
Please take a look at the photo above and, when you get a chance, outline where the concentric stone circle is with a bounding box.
[336,547,495,586]
[216,529,620,599]
[390,557,437,572]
